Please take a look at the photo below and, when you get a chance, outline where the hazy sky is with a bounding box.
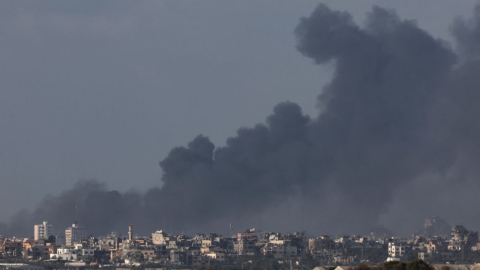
[0,0,477,221]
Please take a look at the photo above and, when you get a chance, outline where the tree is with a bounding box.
[383,261,406,270]
[406,259,432,270]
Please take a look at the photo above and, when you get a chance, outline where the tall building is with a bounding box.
[65,222,88,247]
[34,221,52,240]
[128,224,133,241]
[388,242,406,258]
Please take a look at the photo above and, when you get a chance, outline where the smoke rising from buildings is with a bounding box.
[2,4,480,237]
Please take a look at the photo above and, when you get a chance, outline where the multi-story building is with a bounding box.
[51,246,94,262]
[234,228,259,256]
[234,240,257,255]
[388,242,406,258]
[170,249,181,264]
[262,242,297,259]
[152,230,168,245]
[237,228,258,242]
[309,235,334,255]
[448,225,478,251]
[65,223,88,247]
[34,221,52,241]
[52,247,78,261]
[32,245,51,260]
[22,239,35,258]
[1,239,23,258]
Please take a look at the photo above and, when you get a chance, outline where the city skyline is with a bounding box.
[2,219,480,268]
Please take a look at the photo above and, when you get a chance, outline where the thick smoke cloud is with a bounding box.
[296,5,457,231]
[3,4,480,238]
[451,4,480,61]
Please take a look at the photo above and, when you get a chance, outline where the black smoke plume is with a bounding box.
[3,4,480,237]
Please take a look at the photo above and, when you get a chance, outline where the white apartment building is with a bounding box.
[50,247,94,261]
[65,223,88,247]
[51,247,79,261]
[388,242,406,258]
[34,221,52,240]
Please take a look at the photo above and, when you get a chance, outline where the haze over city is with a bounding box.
[2,0,480,240]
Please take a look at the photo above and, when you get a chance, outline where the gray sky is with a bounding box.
[0,0,477,221]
